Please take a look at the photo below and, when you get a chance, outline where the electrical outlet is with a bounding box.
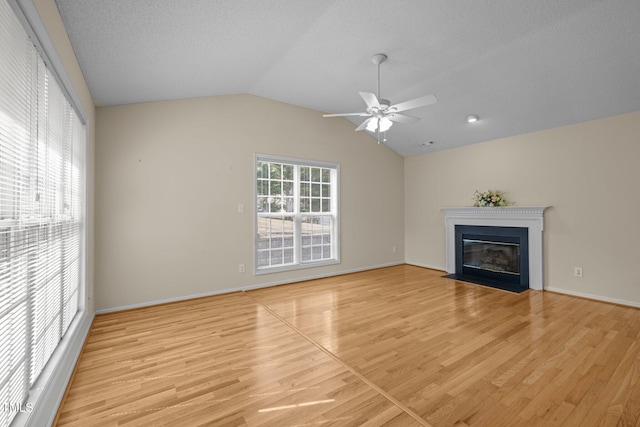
[392,246,397,253]
[574,267,583,277]
[239,264,245,273]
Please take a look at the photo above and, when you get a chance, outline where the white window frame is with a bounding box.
[254,154,340,274]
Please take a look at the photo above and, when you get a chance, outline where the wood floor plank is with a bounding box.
[55,265,640,426]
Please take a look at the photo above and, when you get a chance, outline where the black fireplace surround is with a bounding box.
[445,225,529,293]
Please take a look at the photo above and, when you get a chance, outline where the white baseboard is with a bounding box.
[95,287,253,314]
[405,261,447,273]
[239,262,404,292]
[545,286,640,308]
[406,264,640,309]
[96,262,405,314]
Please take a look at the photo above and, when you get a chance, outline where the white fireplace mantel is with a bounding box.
[441,206,550,290]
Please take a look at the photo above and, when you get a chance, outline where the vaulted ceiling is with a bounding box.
[55,0,640,156]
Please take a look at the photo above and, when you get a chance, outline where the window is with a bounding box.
[256,155,339,273]
[0,1,86,425]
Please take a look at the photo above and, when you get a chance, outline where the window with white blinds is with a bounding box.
[0,1,85,425]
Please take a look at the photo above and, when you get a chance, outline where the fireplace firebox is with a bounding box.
[448,225,529,292]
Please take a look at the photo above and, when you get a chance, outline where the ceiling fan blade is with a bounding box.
[359,92,380,110]
[388,113,421,124]
[355,117,375,131]
[390,94,437,112]
[323,112,370,117]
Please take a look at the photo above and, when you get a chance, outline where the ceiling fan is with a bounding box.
[323,53,437,141]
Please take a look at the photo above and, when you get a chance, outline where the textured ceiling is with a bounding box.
[55,0,640,156]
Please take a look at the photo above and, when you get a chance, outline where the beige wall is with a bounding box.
[95,94,405,310]
[405,111,640,306]
[33,0,96,313]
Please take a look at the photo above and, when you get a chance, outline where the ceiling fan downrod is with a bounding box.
[370,54,389,145]
[372,53,387,106]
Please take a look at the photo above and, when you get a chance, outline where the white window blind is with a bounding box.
[256,155,339,273]
[0,0,85,425]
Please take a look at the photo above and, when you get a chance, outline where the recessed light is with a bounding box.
[467,114,479,123]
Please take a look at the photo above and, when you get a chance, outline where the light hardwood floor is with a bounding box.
[55,265,640,426]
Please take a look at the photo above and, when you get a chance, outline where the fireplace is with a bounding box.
[451,225,529,291]
[441,206,549,291]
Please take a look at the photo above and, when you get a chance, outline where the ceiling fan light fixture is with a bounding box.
[467,114,479,123]
[366,117,379,132]
[379,116,393,132]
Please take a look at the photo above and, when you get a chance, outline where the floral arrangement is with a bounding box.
[472,190,511,207]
